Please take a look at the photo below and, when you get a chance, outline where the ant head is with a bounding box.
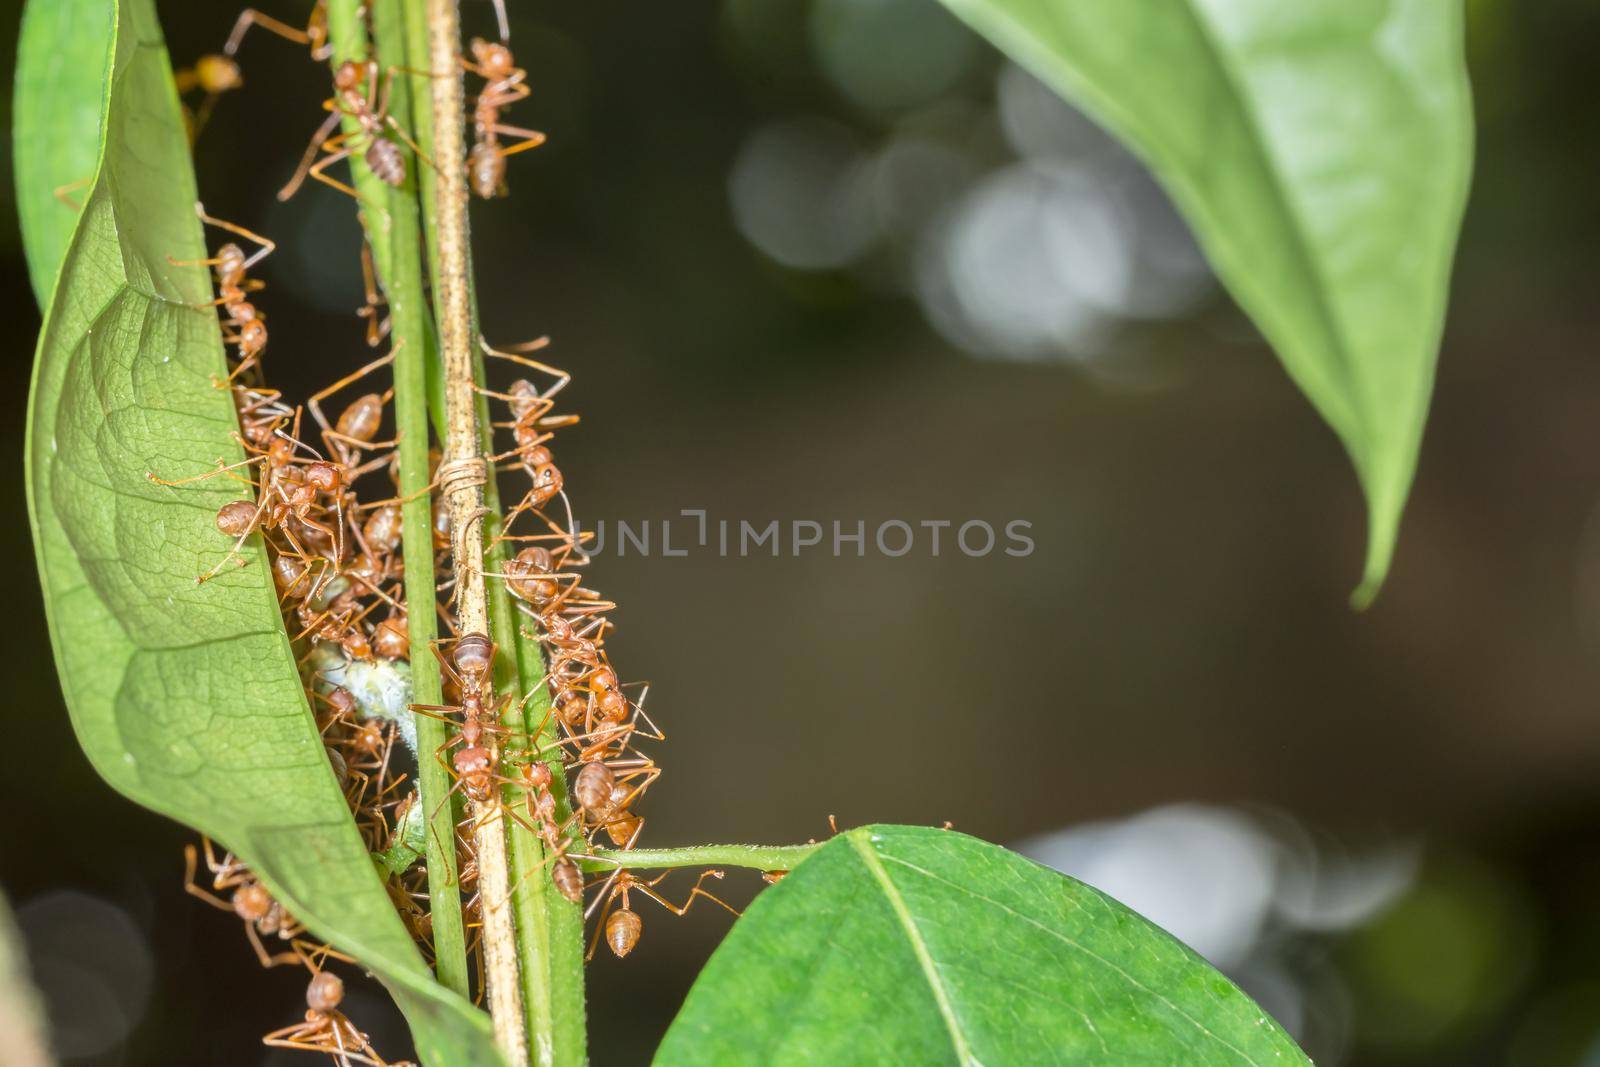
[530,463,563,506]
[325,686,357,716]
[525,761,553,789]
[306,970,345,1013]
[195,54,243,93]
[606,908,643,958]
[470,38,514,74]
[267,436,297,465]
[238,318,267,352]
[454,745,494,785]
[374,617,408,660]
[596,689,627,723]
[554,688,587,726]
[342,629,373,661]
[304,461,345,493]
[233,883,272,922]
[333,61,364,91]
[588,666,619,694]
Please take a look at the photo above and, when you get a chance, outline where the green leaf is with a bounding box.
[657,825,1309,1066]
[935,0,1473,603]
[20,2,499,1064]
[13,0,115,308]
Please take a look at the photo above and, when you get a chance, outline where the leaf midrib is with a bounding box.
[881,852,1271,1066]
[1168,0,1363,438]
[848,832,979,1067]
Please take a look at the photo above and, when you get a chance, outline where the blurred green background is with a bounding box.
[4,0,1600,1063]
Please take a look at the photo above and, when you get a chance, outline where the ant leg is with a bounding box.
[584,864,627,922]
[476,80,532,112]
[53,177,91,210]
[426,778,470,889]
[634,870,742,919]
[193,201,277,267]
[196,501,268,585]
[225,8,312,56]
[585,894,619,961]
[358,242,391,347]
[492,0,509,40]
[307,349,396,460]
[280,113,346,200]
[427,639,468,693]
[147,454,263,488]
[245,922,306,968]
[374,69,439,170]
[490,124,547,159]
[306,147,363,201]
[182,847,236,913]
[479,336,570,400]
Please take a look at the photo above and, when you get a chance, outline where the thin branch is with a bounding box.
[322,0,469,998]
[581,843,826,874]
[403,4,587,1061]
[423,0,527,1062]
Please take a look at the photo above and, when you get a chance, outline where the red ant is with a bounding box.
[183,840,334,968]
[462,37,544,199]
[281,60,432,201]
[584,868,739,959]
[263,965,412,1066]
[168,203,274,383]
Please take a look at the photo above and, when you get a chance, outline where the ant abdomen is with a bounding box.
[605,908,642,958]
[366,139,406,187]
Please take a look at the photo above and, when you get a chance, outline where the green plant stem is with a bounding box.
[402,4,586,1064]
[581,843,824,874]
[323,0,469,1001]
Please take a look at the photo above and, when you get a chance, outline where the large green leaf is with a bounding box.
[19,2,499,1064]
[936,0,1473,603]
[657,825,1308,1065]
[13,0,115,308]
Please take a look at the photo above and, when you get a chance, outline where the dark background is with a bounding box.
[4,0,1600,1064]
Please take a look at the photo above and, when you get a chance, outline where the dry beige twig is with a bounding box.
[426,0,527,1062]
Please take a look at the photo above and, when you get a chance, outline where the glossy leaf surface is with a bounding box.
[20,2,499,1063]
[658,825,1309,1065]
[935,0,1474,600]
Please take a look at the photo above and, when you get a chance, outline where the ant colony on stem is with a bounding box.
[147,2,750,1061]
